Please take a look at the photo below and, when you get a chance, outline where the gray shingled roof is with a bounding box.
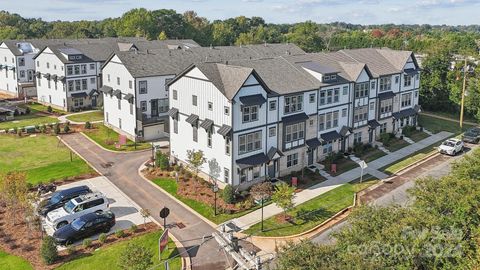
[340,48,406,77]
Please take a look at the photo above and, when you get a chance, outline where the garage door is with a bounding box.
[143,123,164,141]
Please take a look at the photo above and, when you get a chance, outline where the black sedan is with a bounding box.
[37,185,91,216]
[53,210,115,245]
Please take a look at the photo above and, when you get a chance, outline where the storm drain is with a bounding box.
[176,222,186,229]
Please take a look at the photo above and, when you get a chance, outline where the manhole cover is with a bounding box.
[176,222,186,229]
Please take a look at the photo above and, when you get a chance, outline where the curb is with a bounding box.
[58,135,189,270]
[79,131,151,154]
[137,165,219,229]
[391,150,439,175]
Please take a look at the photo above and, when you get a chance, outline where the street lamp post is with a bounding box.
[212,182,219,216]
[460,58,468,129]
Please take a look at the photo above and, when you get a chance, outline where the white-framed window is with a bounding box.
[319,113,325,131]
[354,106,368,123]
[285,122,304,144]
[370,102,375,110]
[207,129,212,148]
[333,111,339,127]
[75,80,81,91]
[81,64,87,74]
[326,112,332,129]
[173,90,177,100]
[284,95,303,114]
[46,62,50,69]
[380,123,387,134]
[192,124,198,142]
[309,93,315,103]
[90,63,95,70]
[19,70,25,78]
[225,136,231,155]
[242,105,258,123]
[208,102,213,111]
[18,57,25,66]
[192,95,197,106]
[334,88,340,102]
[118,98,121,110]
[36,61,39,67]
[415,91,418,98]
[118,118,122,129]
[173,118,178,134]
[68,81,73,92]
[47,79,51,89]
[403,75,412,87]
[354,82,369,98]
[371,81,376,90]
[238,131,262,155]
[379,77,392,92]
[140,101,147,112]
[253,166,261,179]
[343,86,348,95]
[82,79,87,90]
[269,127,276,137]
[129,80,132,89]
[107,74,110,82]
[323,141,333,154]
[129,103,133,115]
[309,119,314,126]
[287,153,298,168]
[74,65,80,75]
[224,106,230,115]
[240,169,247,183]
[224,168,230,184]
[158,98,168,113]
[354,132,363,144]
[401,93,412,107]
[67,66,73,75]
[117,77,120,85]
[269,100,276,111]
[395,76,399,84]
[73,98,84,107]
[90,77,95,84]
[342,108,347,117]
[139,80,147,94]
[380,99,393,114]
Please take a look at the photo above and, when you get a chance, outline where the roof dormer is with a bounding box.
[299,61,339,83]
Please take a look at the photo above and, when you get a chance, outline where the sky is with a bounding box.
[2,0,480,25]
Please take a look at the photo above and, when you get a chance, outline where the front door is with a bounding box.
[308,150,314,165]
[91,96,97,107]
[27,70,33,81]
[151,99,158,117]
[341,138,346,152]
[268,162,276,178]
[369,129,373,143]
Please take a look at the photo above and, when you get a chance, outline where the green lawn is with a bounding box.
[321,158,358,176]
[153,178,262,224]
[359,147,387,163]
[66,111,104,123]
[418,114,474,135]
[422,110,477,123]
[83,124,150,151]
[56,230,182,270]
[406,130,430,142]
[23,103,65,114]
[0,250,33,270]
[0,114,58,130]
[384,137,410,152]
[380,143,439,175]
[0,135,94,185]
[243,179,378,237]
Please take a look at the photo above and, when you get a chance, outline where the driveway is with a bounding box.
[41,176,147,244]
[60,133,227,270]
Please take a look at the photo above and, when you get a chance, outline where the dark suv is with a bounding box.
[37,185,92,216]
[462,127,480,144]
[53,210,115,245]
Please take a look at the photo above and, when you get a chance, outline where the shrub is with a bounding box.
[53,123,61,134]
[66,244,76,255]
[185,171,192,179]
[17,128,22,136]
[155,151,169,170]
[63,124,70,133]
[12,127,17,133]
[83,238,92,248]
[118,243,153,270]
[221,184,234,204]
[47,106,53,113]
[85,121,92,129]
[130,224,138,233]
[25,107,31,114]
[380,133,394,146]
[40,236,58,265]
[98,233,107,244]
[115,229,126,238]
[402,125,416,136]
[39,124,47,133]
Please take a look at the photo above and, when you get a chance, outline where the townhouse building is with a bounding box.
[168,48,421,189]
[100,43,306,142]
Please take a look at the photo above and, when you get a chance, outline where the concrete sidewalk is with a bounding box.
[58,110,103,125]
[231,131,453,231]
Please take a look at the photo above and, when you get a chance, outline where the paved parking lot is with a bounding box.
[40,176,151,245]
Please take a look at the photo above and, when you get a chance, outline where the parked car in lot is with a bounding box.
[438,138,464,156]
[46,192,109,230]
[37,185,92,216]
[53,210,115,245]
[462,127,480,144]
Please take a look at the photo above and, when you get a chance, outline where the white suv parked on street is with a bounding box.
[438,138,464,156]
[46,192,109,230]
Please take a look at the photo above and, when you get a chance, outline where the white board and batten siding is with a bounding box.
[0,43,18,95]
[169,67,233,185]
[35,47,67,109]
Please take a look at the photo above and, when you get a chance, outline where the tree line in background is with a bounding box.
[1,8,480,119]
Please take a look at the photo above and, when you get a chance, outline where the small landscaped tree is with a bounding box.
[155,151,169,170]
[140,208,151,225]
[186,149,206,177]
[118,242,153,270]
[0,171,29,225]
[271,183,296,221]
[221,184,234,204]
[251,182,273,231]
[41,236,58,265]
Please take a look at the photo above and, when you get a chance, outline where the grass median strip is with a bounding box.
[56,230,181,270]
[0,115,57,130]
[83,124,150,151]
[66,111,104,123]
[418,114,474,135]
[0,250,33,270]
[380,144,438,175]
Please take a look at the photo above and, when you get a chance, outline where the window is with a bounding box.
[129,103,133,115]
[225,136,231,155]
[192,95,197,106]
[323,141,333,154]
[107,74,110,82]
[207,130,212,148]
[238,131,262,155]
[327,90,333,104]
[343,86,348,95]
[319,114,325,131]
[82,79,87,90]
[319,90,326,105]
[284,95,303,114]
[55,81,57,90]
[242,106,258,123]
[75,80,81,91]
[117,77,120,85]
[19,70,25,78]
[309,93,315,103]
[354,132,363,144]
[380,99,393,114]
[287,153,298,168]
[285,122,304,144]
[333,88,340,103]
[269,100,276,111]
[129,80,132,89]
[36,61,39,67]
[67,66,73,75]
[46,62,50,69]
[370,102,375,110]
[158,98,169,113]
[106,112,109,123]
[47,79,51,89]
[342,108,347,117]
[395,76,399,84]
[240,169,247,183]
[415,91,418,98]
[379,77,392,92]
[253,166,260,179]
[193,124,198,142]
[118,118,122,129]
[208,102,213,111]
[401,93,412,107]
[309,119,314,126]
[354,82,369,98]
[173,90,177,100]
[371,81,376,90]
[73,98,84,107]
[54,65,56,70]
[353,106,368,123]
[90,63,95,70]
[68,81,74,92]
[139,81,147,94]
[173,118,178,134]
[403,75,412,87]
[81,64,87,74]
[380,123,387,134]
[74,65,80,75]
[330,74,337,81]
[224,168,230,183]
[90,77,95,84]
[333,111,339,127]
[224,106,229,115]
[118,99,121,110]
[18,58,25,66]
[269,127,276,137]
[140,101,147,112]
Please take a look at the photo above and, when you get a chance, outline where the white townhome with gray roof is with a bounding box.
[167,48,421,190]
[100,43,306,142]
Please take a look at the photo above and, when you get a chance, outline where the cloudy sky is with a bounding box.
[3,0,480,25]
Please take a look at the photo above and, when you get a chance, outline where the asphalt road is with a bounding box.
[312,146,472,244]
[61,133,227,270]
